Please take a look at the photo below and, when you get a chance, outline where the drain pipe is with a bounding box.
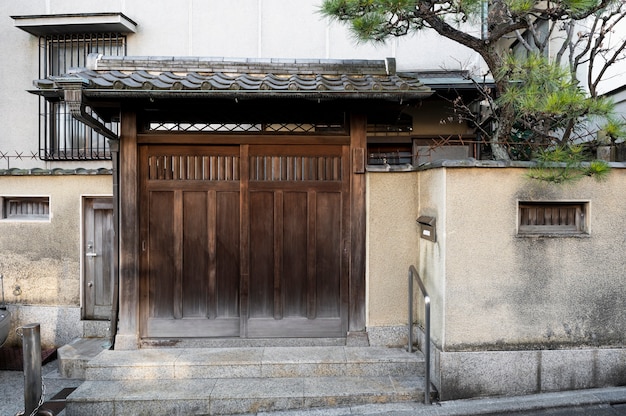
[21,323,43,416]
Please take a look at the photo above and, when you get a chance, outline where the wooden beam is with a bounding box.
[116,109,140,349]
[349,113,367,332]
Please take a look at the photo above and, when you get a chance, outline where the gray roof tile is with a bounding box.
[33,55,432,100]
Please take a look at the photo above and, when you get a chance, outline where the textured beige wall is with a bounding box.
[0,175,112,306]
[365,172,419,327]
[366,166,626,351]
[444,167,626,350]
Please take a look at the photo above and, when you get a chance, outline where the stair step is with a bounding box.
[85,346,424,381]
[68,346,427,415]
[66,375,425,416]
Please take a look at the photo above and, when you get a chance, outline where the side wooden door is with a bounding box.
[83,197,114,320]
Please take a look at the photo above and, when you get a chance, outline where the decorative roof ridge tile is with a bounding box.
[88,53,396,75]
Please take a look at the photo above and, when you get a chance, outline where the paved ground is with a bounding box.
[1,359,625,416]
[0,359,81,416]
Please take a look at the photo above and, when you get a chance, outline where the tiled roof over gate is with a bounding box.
[33,55,432,100]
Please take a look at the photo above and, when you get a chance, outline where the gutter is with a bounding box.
[54,77,119,141]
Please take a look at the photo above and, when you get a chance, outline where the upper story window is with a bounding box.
[12,13,136,161]
[39,33,126,161]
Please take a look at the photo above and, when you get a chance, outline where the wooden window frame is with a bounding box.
[1,196,50,221]
[518,201,588,237]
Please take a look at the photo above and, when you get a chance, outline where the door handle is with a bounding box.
[86,240,98,257]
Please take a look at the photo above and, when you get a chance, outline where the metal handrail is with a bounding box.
[408,265,431,405]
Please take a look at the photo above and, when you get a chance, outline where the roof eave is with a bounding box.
[30,88,433,102]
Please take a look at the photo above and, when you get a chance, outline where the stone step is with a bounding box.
[84,346,425,381]
[57,337,109,379]
[66,375,426,416]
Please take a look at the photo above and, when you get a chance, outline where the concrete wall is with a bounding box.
[365,163,626,399]
[0,174,112,347]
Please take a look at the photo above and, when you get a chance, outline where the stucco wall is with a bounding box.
[444,167,626,350]
[366,165,626,398]
[0,174,112,347]
[365,172,420,329]
[367,165,626,350]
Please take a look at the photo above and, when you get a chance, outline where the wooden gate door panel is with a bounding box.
[140,142,348,339]
[245,144,349,338]
[83,197,114,320]
[141,145,241,338]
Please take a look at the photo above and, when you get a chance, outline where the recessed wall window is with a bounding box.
[1,197,50,221]
[518,201,588,236]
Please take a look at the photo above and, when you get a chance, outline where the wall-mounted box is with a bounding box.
[417,216,436,242]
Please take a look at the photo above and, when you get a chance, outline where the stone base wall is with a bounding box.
[3,304,108,349]
[413,327,626,401]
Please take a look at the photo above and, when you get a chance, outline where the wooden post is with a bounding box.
[349,113,367,332]
[116,110,140,349]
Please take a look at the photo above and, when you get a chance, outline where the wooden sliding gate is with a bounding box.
[139,141,350,338]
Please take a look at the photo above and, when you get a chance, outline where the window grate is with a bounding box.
[147,121,346,134]
[39,33,126,161]
[1,197,50,220]
[518,202,587,235]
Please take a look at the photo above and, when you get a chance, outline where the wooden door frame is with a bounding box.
[115,110,367,348]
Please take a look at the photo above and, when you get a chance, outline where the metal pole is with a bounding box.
[22,323,42,416]
[407,268,414,353]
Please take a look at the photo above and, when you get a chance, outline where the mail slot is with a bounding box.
[416,216,436,242]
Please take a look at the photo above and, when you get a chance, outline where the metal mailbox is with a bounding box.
[416,216,436,242]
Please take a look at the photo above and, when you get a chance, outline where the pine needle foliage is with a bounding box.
[497,54,614,146]
[527,145,611,183]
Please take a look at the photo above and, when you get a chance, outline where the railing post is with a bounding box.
[408,265,431,405]
[408,268,414,353]
[22,323,42,416]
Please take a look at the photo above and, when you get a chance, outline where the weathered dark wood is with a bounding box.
[216,191,241,319]
[283,192,308,318]
[118,111,140,345]
[137,133,350,145]
[246,143,348,337]
[140,145,242,337]
[315,192,342,318]
[349,114,367,332]
[239,145,250,337]
[182,191,209,318]
[135,137,354,340]
[248,191,275,319]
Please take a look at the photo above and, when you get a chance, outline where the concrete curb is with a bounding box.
[263,386,626,416]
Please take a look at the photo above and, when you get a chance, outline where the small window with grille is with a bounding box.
[39,33,126,161]
[518,201,588,236]
[1,196,50,221]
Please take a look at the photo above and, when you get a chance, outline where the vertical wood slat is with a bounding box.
[173,191,183,319]
[274,191,283,320]
[307,191,317,320]
[518,203,585,233]
[207,190,217,320]
[240,145,250,337]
